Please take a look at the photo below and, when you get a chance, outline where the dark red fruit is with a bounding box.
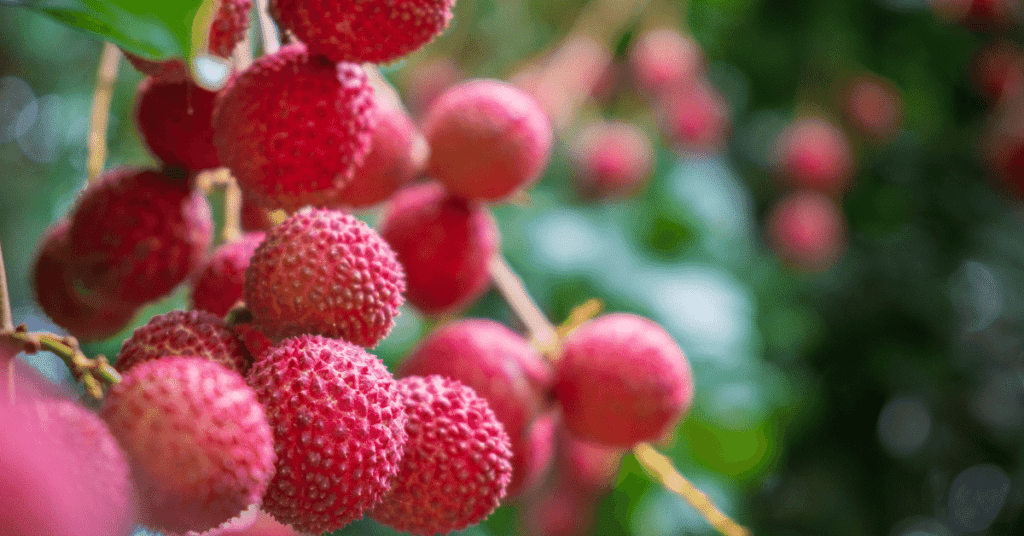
[190,232,265,317]
[135,77,220,171]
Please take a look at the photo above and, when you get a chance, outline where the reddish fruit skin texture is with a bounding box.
[397,318,551,449]
[628,28,703,96]
[116,309,252,375]
[247,335,407,534]
[136,77,220,172]
[270,0,455,64]
[231,320,275,363]
[329,106,429,208]
[213,44,377,212]
[124,0,252,81]
[554,313,695,447]
[508,409,557,499]
[659,79,730,155]
[245,207,406,347]
[101,358,275,535]
[424,79,553,201]
[767,190,847,272]
[773,117,854,195]
[241,192,276,232]
[371,375,513,535]
[378,183,498,314]
[572,121,654,201]
[66,167,213,307]
[191,232,266,317]
[32,220,137,342]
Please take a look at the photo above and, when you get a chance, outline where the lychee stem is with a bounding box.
[487,255,559,356]
[255,0,280,54]
[633,443,752,536]
[1,329,121,399]
[0,238,14,402]
[87,42,121,184]
[222,173,243,242]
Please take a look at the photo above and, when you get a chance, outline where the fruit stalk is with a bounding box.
[87,42,121,183]
[2,329,121,399]
[222,174,243,242]
[487,255,559,356]
[256,0,280,54]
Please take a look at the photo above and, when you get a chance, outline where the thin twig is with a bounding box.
[487,255,560,357]
[87,42,121,184]
[2,329,121,400]
[256,0,281,54]
[223,173,243,242]
[0,238,13,333]
[633,443,752,536]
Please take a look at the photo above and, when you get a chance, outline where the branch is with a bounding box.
[86,42,121,184]
[487,255,559,356]
[1,328,121,400]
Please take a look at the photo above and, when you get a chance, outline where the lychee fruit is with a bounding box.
[327,105,429,209]
[190,232,266,317]
[571,120,654,201]
[378,183,498,315]
[843,75,903,143]
[766,190,847,272]
[508,409,557,499]
[32,220,138,342]
[659,78,731,155]
[212,44,377,211]
[115,309,252,375]
[244,207,405,347]
[554,419,624,491]
[66,167,214,307]
[772,116,854,195]
[554,313,695,447]
[972,39,1024,103]
[101,357,275,535]
[135,77,220,172]
[246,335,408,534]
[423,79,553,201]
[370,375,513,535]
[124,0,253,81]
[270,0,456,64]
[228,311,276,363]
[629,27,703,96]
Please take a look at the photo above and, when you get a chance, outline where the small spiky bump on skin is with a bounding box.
[554,313,695,447]
[115,310,252,375]
[245,207,405,347]
[773,117,854,195]
[66,167,213,307]
[102,358,275,535]
[371,375,513,535]
[213,44,377,212]
[328,106,429,208]
[270,0,456,64]
[571,121,654,201]
[124,0,253,81]
[247,335,408,534]
[32,220,138,342]
[135,77,220,172]
[191,232,266,317]
[424,79,553,201]
[378,183,498,315]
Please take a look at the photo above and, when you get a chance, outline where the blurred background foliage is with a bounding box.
[3,0,1024,535]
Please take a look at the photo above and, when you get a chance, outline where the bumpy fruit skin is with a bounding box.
[571,121,654,201]
[371,375,513,535]
[66,167,214,307]
[191,232,266,317]
[124,0,253,81]
[629,27,703,96]
[116,310,252,375]
[766,190,847,272]
[378,183,498,314]
[659,79,731,155]
[135,77,220,171]
[247,335,407,534]
[245,207,405,347]
[102,358,275,535]
[270,0,455,64]
[213,44,377,211]
[773,117,854,195]
[554,313,695,447]
[424,79,553,201]
[328,106,429,208]
[32,220,137,342]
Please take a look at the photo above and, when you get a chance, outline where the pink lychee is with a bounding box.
[190,232,266,317]
[571,120,654,201]
[115,309,252,375]
[659,79,731,155]
[843,75,903,142]
[629,27,703,96]
[766,190,847,272]
[772,117,854,195]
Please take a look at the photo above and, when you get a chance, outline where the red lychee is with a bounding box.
[327,105,428,208]
[554,313,695,447]
[101,358,274,534]
[115,309,252,375]
[244,207,405,347]
[972,39,1024,103]
[930,0,1023,31]
[772,117,854,195]
[371,375,513,535]
[241,192,276,232]
[423,79,553,201]
[32,220,138,342]
[190,232,266,317]
[135,77,220,172]
[212,44,377,211]
[378,183,498,315]
[843,75,903,143]
[508,409,557,499]
[629,27,703,97]
[270,0,456,64]
[659,78,731,155]
[571,120,654,201]
[66,167,213,307]
[124,0,253,81]
[766,190,847,272]
[247,335,408,534]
